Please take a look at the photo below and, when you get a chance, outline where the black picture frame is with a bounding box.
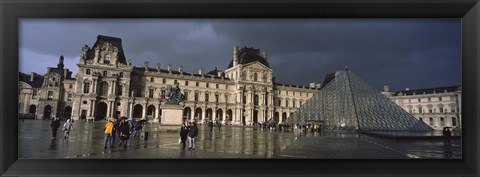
[1,0,479,176]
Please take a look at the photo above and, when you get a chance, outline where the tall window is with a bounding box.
[119,72,123,78]
[149,89,154,98]
[47,91,53,100]
[452,117,457,126]
[67,94,72,101]
[103,71,108,77]
[150,77,154,82]
[242,72,247,81]
[440,117,445,126]
[215,94,219,103]
[100,82,109,96]
[117,85,123,96]
[293,100,296,107]
[184,91,188,101]
[196,82,199,87]
[439,97,443,101]
[243,96,246,104]
[216,84,219,89]
[32,89,38,99]
[104,54,111,64]
[225,94,228,103]
[286,99,289,107]
[161,90,166,98]
[185,81,189,86]
[253,73,258,81]
[429,117,434,126]
[263,74,267,83]
[418,98,421,102]
[174,80,178,85]
[440,108,444,113]
[86,69,91,75]
[429,109,433,113]
[69,84,73,89]
[194,93,199,102]
[162,79,166,84]
[83,82,90,94]
[136,88,142,97]
[206,83,209,88]
[205,93,209,102]
[254,95,259,106]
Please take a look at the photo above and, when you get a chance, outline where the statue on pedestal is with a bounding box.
[163,82,185,104]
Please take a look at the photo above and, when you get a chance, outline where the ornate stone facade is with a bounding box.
[382,85,462,130]
[19,35,320,125]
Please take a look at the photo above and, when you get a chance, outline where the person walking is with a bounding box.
[103,118,115,149]
[446,128,452,146]
[110,118,119,145]
[179,121,189,149]
[63,119,73,142]
[188,121,199,150]
[50,118,60,140]
[118,118,131,148]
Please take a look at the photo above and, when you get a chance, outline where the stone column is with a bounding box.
[213,108,217,121]
[142,103,147,119]
[92,79,96,93]
[90,100,96,117]
[222,108,227,123]
[106,101,111,118]
[190,107,195,120]
[202,107,207,123]
[129,102,134,118]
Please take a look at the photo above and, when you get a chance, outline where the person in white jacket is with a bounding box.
[63,119,73,142]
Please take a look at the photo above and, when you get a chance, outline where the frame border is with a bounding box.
[1,0,479,176]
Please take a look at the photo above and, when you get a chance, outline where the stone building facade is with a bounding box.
[19,35,319,125]
[382,85,462,130]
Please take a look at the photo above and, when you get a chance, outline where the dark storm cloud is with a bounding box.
[20,19,460,92]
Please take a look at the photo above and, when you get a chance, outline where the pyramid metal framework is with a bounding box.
[286,69,432,131]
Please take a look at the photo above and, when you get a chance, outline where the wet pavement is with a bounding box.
[18,120,461,159]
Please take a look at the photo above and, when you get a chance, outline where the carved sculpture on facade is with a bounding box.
[163,82,185,104]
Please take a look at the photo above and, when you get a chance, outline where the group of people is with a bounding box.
[179,120,199,150]
[50,117,74,141]
[103,117,145,149]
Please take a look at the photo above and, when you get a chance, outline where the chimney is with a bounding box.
[217,71,222,77]
[316,84,321,88]
[144,61,149,71]
[156,63,161,72]
[178,65,183,74]
[198,68,203,75]
[233,46,238,67]
[309,82,316,88]
[405,88,410,91]
[167,64,172,73]
[262,50,268,61]
[383,85,389,92]
[30,72,36,82]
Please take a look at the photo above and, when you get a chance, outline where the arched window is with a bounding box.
[104,54,110,64]
[150,77,154,82]
[254,95,259,106]
[253,73,258,81]
[83,82,90,94]
[100,82,109,96]
[440,117,445,126]
[429,117,434,126]
[241,72,247,81]
[452,117,457,126]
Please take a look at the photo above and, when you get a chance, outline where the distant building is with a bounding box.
[382,85,462,130]
[19,35,321,125]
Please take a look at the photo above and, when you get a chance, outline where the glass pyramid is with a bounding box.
[287,69,432,131]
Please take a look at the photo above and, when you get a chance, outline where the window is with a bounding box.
[119,72,123,78]
[100,82,109,96]
[136,88,142,97]
[242,72,247,81]
[149,89,154,98]
[196,82,199,87]
[162,79,166,84]
[419,108,423,113]
[161,90,166,98]
[117,85,123,96]
[418,98,421,102]
[69,84,73,89]
[263,74,267,83]
[86,69,91,75]
[103,71,108,77]
[150,78,154,82]
[194,93,199,102]
[286,99,289,107]
[440,108,444,113]
[429,117,434,126]
[429,109,433,113]
[47,91,53,100]
[440,117,445,126]
[225,95,228,103]
[206,83,209,88]
[32,89,38,99]
[428,98,431,102]
[408,99,411,103]
[419,117,423,122]
[452,117,457,126]
[205,93,209,102]
[83,82,90,94]
[243,96,247,104]
[293,100,296,107]
[216,84,219,89]
[174,80,178,85]
[67,94,72,101]
[184,91,188,101]
[439,97,443,101]
[254,95,259,106]
[299,100,302,105]
[215,95,219,103]
[254,73,258,81]
[185,81,189,86]
[451,108,456,113]
[104,54,111,64]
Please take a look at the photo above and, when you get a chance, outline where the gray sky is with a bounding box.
[20,19,461,91]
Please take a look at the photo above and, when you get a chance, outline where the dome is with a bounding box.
[227,47,270,69]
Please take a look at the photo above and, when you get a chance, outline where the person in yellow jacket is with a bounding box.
[103,118,115,149]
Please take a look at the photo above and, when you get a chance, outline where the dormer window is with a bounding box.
[104,54,111,64]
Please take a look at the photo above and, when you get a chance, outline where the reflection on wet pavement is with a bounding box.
[19,120,461,159]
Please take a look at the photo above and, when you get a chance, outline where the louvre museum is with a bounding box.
[18,35,462,130]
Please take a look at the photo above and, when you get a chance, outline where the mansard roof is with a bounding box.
[86,35,127,65]
[19,72,44,88]
[227,47,270,69]
[206,67,221,75]
[132,66,230,80]
[392,85,460,96]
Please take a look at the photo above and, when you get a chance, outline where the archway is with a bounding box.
[206,108,213,121]
[43,105,52,119]
[29,105,36,114]
[95,102,108,120]
[133,104,143,118]
[147,105,155,120]
[216,109,223,121]
[253,110,258,124]
[274,112,279,123]
[195,108,202,120]
[183,107,192,120]
[64,106,72,119]
[226,109,233,121]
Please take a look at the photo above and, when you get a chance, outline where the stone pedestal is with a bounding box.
[161,104,183,125]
